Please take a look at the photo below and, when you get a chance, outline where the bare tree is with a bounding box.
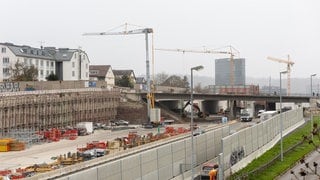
[10,61,38,81]
[154,72,169,85]
[161,75,188,88]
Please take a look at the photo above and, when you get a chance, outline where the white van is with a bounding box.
[259,111,278,121]
[257,110,266,118]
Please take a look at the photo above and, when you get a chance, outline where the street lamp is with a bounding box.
[190,65,204,179]
[311,74,316,96]
[310,74,316,140]
[280,70,287,162]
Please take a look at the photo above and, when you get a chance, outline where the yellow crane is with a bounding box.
[83,23,154,121]
[155,46,239,86]
[267,55,295,95]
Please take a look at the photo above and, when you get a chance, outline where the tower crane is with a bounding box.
[267,55,294,95]
[83,23,154,122]
[155,46,239,86]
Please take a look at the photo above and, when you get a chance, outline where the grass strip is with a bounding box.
[230,116,320,180]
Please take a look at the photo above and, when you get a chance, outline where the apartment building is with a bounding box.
[0,42,90,82]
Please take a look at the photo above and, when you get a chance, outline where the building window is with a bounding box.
[51,71,54,74]
[86,72,88,77]
[3,68,9,74]
[2,57,9,64]
[24,58,28,64]
[86,63,88,69]
[46,61,49,67]
[74,53,77,59]
[36,59,39,66]
[72,62,75,68]
[90,70,98,75]
[51,62,54,67]
[29,59,33,65]
[46,70,49,76]
[40,70,44,77]
[1,47,6,53]
[40,60,43,67]
[72,71,75,77]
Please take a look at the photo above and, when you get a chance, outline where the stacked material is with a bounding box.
[0,138,13,152]
[61,129,78,140]
[9,140,25,151]
[0,138,26,152]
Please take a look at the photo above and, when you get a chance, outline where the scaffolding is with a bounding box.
[0,88,120,141]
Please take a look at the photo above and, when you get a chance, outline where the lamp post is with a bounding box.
[310,74,316,140]
[190,65,204,179]
[280,70,287,161]
[311,74,316,96]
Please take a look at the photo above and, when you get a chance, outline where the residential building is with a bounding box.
[113,69,136,83]
[135,77,147,91]
[89,65,115,86]
[0,42,90,82]
[215,58,246,86]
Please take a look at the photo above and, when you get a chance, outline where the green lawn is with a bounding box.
[230,116,320,180]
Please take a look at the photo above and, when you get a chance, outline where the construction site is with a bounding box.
[0,88,120,148]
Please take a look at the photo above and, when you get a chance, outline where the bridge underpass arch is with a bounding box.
[202,100,222,114]
[158,100,225,116]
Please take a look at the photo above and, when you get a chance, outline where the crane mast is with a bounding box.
[267,55,294,95]
[83,24,154,122]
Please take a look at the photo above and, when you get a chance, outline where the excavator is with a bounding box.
[181,100,207,118]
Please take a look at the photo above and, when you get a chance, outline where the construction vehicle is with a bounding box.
[181,100,207,118]
[267,55,294,95]
[155,45,239,86]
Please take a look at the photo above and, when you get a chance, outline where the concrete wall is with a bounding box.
[16,80,111,91]
[221,108,304,177]
[28,109,303,180]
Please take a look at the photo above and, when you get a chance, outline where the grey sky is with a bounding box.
[1,0,319,79]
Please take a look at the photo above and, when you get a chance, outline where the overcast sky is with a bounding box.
[1,0,319,80]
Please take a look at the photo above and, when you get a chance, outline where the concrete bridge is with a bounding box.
[138,92,310,103]
[133,92,311,117]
